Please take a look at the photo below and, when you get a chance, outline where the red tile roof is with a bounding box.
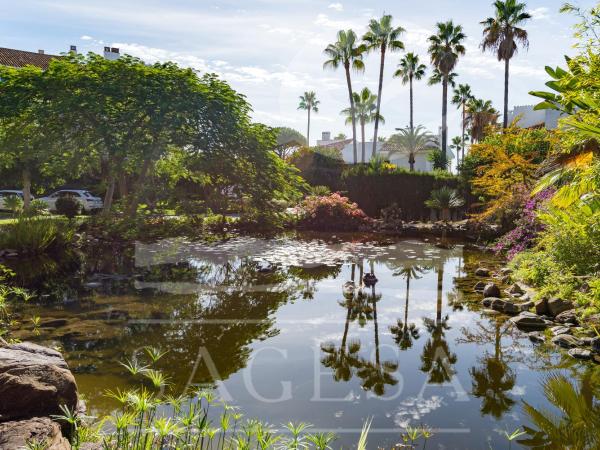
[0,47,60,69]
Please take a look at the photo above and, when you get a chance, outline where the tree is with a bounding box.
[340,88,383,163]
[363,14,405,158]
[425,187,465,220]
[394,52,427,131]
[297,91,319,146]
[428,21,467,163]
[386,125,439,171]
[451,84,474,165]
[466,98,499,143]
[324,30,366,164]
[274,127,306,159]
[481,0,531,129]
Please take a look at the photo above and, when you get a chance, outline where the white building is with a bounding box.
[507,105,564,129]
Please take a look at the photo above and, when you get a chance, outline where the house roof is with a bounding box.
[0,47,60,69]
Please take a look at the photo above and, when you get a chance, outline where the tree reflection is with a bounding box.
[389,263,426,350]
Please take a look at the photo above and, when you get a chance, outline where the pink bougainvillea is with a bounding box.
[298,193,372,231]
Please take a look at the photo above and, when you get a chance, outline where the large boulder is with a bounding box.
[0,417,70,450]
[534,298,549,316]
[483,283,501,298]
[547,298,574,317]
[551,334,582,349]
[0,342,78,422]
[569,348,592,360]
[510,312,548,331]
[507,284,524,296]
[475,267,491,277]
[555,310,579,325]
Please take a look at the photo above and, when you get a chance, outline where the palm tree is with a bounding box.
[481,0,531,128]
[425,187,465,221]
[324,30,366,164]
[466,98,499,143]
[297,91,320,146]
[451,84,474,164]
[386,125,439,171]
[428,21,467,164]
[341,88,383,163]
[428,68,458,88]
[394,53,427,131]
[363,14,405,159]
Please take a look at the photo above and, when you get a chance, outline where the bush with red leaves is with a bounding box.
[298,193,372,231]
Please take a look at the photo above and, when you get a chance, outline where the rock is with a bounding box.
[0,417,71,450]
[0,342,78,422]
[518,301,534,311]
[535,298,549,316]
[475,268,490,277]
[474,281,487,293]
[482,309,501,316]
[80,443,102,450]
[500,275,511,284]
[489,298,506,311]
[507,284,524,296]
[503,302,521,315]
[547,298,574,317]
[528,332,546,344]
[594,354,600,365]
[551,334,582,349]
[551,326,571,336]
[483,283,501,298]
[40,319,69,329]
[555,310,579,325]
[592,337,600,354]
[482,298,493,307]
[510,312,548,331]
[500,268,513,275]
[580,337,594,346]
[568,348,592,360]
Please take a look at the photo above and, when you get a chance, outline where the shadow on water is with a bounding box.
[6,233,600,448]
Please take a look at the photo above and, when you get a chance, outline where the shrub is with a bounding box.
[3,195,23,215]
[24,199,49,217]
[0,217,76,254]
[298,193,372,231]
[55,196,81,218]
[424,187,465,221]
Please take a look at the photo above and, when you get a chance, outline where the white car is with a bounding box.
[40,190,103,213]
[0,190,33,210]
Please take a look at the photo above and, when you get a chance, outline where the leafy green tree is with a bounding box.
[340,88,383,163]
[428,21,467,162]
[394,52,427,131]
[274,127,306,159]
[297,91,319,147]
[386,125,439,171]
[481,0,531,128]
[324,30,366,164]
[363,14,405,158]
[451,84,474,164]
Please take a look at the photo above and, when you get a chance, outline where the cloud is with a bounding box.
[80,35,93,40]
[529,7,550,21]
[328,3,343,12]
[314,13,359,30]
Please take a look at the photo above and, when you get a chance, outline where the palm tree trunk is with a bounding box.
[307,108,311,147]
[461,103,466,166]
[372,285,380,366]
[503,58,510,129]
[361,119,366,163]
[22,168,32,210]
[436,265,443,323]
[345,63,358,164]
[372,46,386,159]
[404,277,410,325]
[442,76,448,164]
[409,75,414,132]
[341,304,352,350]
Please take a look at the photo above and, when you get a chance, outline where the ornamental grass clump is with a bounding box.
[298,193,372,231]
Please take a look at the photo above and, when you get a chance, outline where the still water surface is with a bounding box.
[10,234,595,449]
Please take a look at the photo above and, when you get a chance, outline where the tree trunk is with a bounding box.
[404,277,410,325]
[103,174,116,213]
[461,103,466,166]
[126,158,153,217]
[361,120,366,164]
[503,58,510,129]
[436,265,443,323]
[409,75,414,132]
[22,169,31,210]
[441,76,448,165]
[307,108,311,147]
[345,63,358,164]
[118,172,129,198]
[372,284,380,365]
[409,153,415,172]
[372,46,386,159]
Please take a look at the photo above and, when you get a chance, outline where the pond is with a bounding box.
[7,234,597,449]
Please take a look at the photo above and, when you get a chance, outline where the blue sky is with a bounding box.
[2,0,594,148]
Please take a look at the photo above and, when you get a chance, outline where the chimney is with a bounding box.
[322,131,331,142]
[69,45,77,53]
[104,46,120,61]
[38,49,44,54]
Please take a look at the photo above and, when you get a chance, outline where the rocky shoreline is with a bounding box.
[472,267,600,364]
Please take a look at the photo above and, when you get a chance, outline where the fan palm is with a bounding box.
[451,84,474,164]
[324,30,366,164]
[386,125,439,171]
[341,88,383,163]
[466,98,499,142]
[425,186,465,221]
[394,53,427,131]
[481,0,531,128]
[297,91,320,147]
[363,14,405,158]
[428,21,467,162]
[429,69,458,88]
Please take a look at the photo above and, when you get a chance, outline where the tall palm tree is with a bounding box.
[324,30,366,164]
[451,84,474,165]
[297,91,320,147]
[394,52,427,131]
[386,125,439,171]
[466,98,499,143]
[340,88,383,163]
[363,14,405,159]
[428,21,467,164]
[481,0,531,128]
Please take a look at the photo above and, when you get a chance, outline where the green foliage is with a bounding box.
[425,187,465,210]
[427,148,449,170]
[55,197,81,219]
[289,147,344,191]
[2,195,23,215]
[0,217,76,254]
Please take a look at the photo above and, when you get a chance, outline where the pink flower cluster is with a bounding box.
[299,193,372,231]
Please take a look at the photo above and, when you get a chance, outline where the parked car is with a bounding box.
[0,190,33,211]
[40,190,103,213]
